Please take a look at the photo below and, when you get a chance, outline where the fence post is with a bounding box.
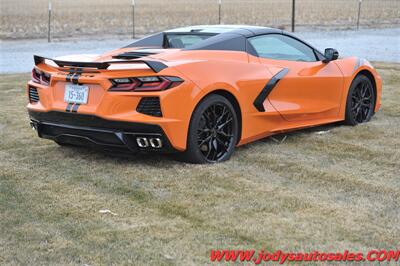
[357,0,362,30]
[132,0,135,38]
[291,0,295,32]
[48,1,52,42]
[218,0,222,24]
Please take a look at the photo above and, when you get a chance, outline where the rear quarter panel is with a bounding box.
[163,51,289,145]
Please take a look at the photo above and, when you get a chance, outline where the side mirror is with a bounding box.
[323,48,339,63]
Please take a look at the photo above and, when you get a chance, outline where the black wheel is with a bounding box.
[182,94,238,164]
[345,75,375,126]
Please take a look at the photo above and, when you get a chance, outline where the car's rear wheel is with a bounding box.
[182,94,238,164]
[345,75,375,126]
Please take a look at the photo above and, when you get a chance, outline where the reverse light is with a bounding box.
[31,68,51,85]
[109,76,183,92]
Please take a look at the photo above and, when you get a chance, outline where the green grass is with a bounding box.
[0,63,399,265]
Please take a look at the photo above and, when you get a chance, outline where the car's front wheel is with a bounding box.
[182,94,238,164]
[345,74,376,125]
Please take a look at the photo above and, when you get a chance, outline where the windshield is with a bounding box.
[165,34,215,48]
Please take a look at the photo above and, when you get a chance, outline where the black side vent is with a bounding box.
[136,97,162,117]
[29,87,39,103]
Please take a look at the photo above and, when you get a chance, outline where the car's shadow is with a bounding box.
[58,121,345,166]
[236,121,344,153]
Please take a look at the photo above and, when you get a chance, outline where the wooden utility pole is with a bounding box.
[218,0,222,24]
[132,0,135,38]
[291,0,295,32]
[48,1,52,42]
[357,0,362,30]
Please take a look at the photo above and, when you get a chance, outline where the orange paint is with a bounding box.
[27,46,382,151]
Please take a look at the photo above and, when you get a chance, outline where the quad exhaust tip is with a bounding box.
[149,138,162,148]
[136,137,162,148]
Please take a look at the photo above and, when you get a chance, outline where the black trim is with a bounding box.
[71,104,80,113]
[124,32,165,48]
[28,110,176,153]
[66,103,73,112]
[136,97,162,117]
[34,55,168,73]
[66,73,73,82]
[140,60,168,73]
[253,68,289,112]
[113,51,159,59]
[65,68,75,82]
[71,73,80,84]
[29,111,164,132]
[124,26,281,53]
[34,55,110,69]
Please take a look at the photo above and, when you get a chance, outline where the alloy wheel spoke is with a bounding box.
[351,80,374,123]
[215,137,228,152]
[217,130,233,138]
[217,118,233,130]
[198,135,212,146]
[216,106,227,124]
[206,138,213,158]
[197,103,234,162]
[351,102,360,111]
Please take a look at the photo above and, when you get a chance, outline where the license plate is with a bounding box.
[64,84,89,104]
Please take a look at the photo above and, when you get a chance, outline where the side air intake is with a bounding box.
[29,87,39,103]
[136,97,162,117]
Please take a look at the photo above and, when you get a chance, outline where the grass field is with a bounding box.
[1,63,399,265]
[1,0,399,39]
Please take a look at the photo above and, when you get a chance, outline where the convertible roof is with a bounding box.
[124,25,323,58]
[125,25,282,52]
[164,25,281,36]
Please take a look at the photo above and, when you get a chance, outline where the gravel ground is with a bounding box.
[0,28,399,74]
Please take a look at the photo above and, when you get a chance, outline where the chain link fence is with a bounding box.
[1,0,399,40]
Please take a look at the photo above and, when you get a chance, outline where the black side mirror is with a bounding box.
[323,48,339,63]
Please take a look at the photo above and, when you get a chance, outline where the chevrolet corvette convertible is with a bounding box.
[27,25,382,163]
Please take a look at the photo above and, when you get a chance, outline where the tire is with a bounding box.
[181,94,239,164]
[344,75,376,126]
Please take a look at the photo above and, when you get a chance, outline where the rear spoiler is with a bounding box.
[33,55,168,73]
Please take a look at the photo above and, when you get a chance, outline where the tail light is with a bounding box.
[31,68,51,85]
[41,72,51,84]
[109,76,183,92]
[32,68,41,83]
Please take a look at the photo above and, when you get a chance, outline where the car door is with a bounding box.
[248,34,344,122]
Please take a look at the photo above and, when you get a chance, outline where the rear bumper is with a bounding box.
[28,110,177,153]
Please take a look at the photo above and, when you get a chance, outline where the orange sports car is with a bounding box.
[27,25,382,163]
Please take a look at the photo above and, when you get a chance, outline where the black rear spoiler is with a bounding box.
[33,55,168,73]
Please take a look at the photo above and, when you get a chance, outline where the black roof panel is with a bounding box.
[125,25,283,52]
[165,25,281,36]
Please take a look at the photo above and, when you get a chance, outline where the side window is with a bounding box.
[248,34,317,62]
